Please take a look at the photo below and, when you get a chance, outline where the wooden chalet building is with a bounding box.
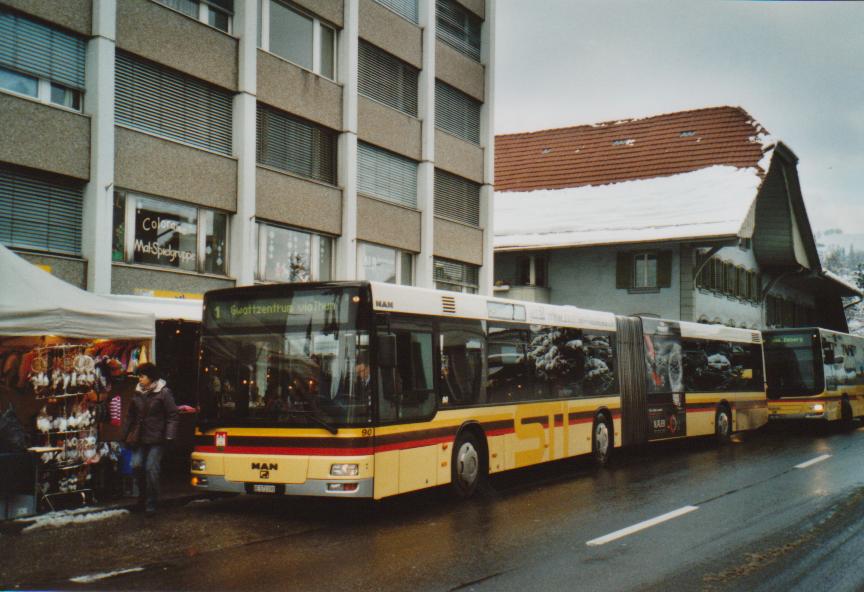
[493,106,861,331]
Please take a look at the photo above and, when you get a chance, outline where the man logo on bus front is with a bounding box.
[260,469,270,479]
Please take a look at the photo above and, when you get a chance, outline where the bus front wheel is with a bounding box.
[715,406,732,444]
[592,414,613,467]
[451,431,485,498]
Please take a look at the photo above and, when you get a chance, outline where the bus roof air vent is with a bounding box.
[441,295,456,314]
[751,332,762,344]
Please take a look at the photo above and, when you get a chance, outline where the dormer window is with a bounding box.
[612,138,635,146]
[680,130,697,137]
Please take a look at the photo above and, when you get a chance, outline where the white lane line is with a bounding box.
[69,567,144,584]
[586,505,699,546]
[795,454,832,469]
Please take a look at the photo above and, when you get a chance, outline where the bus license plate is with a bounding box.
[252,484,276,494]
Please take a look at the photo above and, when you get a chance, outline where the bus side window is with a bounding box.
[378,325,435,422]
[487,324,532,403]
[439,320,486,406]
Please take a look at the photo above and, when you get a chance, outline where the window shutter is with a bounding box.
[435,0,481,61]
[0,168,82,255]
[616,252,631,289]
[737,267,747,298]
[115,52,233,155]
[358,41,418,117]
[434,169,480,226]
[358,142,418,208]
[657,251,672,288]
[435,80,481,144]
[256,105,337,184]
[373,0,418,23]
[0,10,86,89]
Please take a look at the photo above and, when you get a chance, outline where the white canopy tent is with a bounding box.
[0,244,155,339]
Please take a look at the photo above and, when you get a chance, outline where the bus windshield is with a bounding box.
[198,286,371,428]
[764,331,823,398]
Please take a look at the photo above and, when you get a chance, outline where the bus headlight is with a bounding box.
[811,404,824,412]
[330,463,359,477]
[191,459,207,472]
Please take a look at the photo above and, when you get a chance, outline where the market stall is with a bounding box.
[0,245,155,518]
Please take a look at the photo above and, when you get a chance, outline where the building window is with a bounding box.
[435,80,481,144]
[435,0,481,62]
[516,254,547,287]
[259,1,336,80]
[372,0,418,23]
[113,191,228,275]
[358,41,418,117]
[633,252,657,289]
[115,52,233,155]
[357,242,413,285]
[434,258,479,293]
[0,11,85,110]
[434,169,480,226]
[0,167,83,256]
[255,222,331,283]
[256,104,337,184]
[617,251,671,290]
[154,0,234,33]
[357,142,418,208]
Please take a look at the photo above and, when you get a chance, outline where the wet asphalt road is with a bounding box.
[3,421,864,592]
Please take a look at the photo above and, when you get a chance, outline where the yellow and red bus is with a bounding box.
[190,282,767,499]
[764,328,864,423]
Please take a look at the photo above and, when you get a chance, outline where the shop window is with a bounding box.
[113,191,228,275]
[256,221,332,283]
[260,0,336,79]
[357,242,413,285]
[0,11,85,111]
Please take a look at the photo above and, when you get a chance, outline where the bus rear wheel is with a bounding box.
[715,406,732,444]
[592,414,613,467]
[451,431,485,498]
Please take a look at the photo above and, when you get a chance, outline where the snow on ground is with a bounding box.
[494,165,764,250]
[19,507,129,533]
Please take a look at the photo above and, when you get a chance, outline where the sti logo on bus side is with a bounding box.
[376,300,394,309]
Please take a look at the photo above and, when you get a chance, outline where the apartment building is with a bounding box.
[0,0,495,314]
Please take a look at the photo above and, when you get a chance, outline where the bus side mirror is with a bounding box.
[377,335,396,369]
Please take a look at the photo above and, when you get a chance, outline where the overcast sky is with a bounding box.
[494,0,864,234]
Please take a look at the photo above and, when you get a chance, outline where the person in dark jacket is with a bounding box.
[122,362,178,514]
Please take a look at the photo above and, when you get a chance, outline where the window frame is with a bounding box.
[254,220,333,283]
[113,190,230,276]
[434,257,479,294]
[633,252,658,289]
[259,0,337,80]
[153,0,234,33]
[356,242,414,286]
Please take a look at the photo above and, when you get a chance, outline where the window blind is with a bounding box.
[435,80,480,144]
[358,142,418,208]
[0,168,82,255]
[115,52,233,155]
[435,0,481,62]
[358,41,418,117]
[434,257,479,290]
[256,105,337,184]
[434,168,480,226]
[0,10,86,89]
[372,0,418,23]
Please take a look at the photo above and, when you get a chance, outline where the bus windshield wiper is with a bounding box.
[285,409,338,435]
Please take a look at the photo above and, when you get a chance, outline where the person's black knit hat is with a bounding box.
[136,362,160,381]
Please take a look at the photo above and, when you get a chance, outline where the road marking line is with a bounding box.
[586,505,699,546]
[69,567,144,584]
[795,454,832,469]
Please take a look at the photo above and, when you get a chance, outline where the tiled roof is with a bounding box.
[495,106,770,192]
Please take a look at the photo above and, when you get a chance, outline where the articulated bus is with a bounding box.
[190,282,767,499]
[764,328,864,423]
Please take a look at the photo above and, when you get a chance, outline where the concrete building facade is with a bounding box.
[0,0,495,314]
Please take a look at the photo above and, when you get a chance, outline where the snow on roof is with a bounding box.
[821,270,864,297]
[494,165,764,251]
